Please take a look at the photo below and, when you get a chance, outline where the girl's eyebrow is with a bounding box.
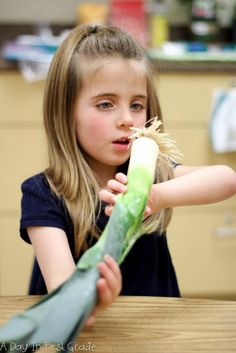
[92,93,117,99]
[92,93,148,100]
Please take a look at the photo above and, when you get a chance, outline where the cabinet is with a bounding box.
[0,72,46,294]
[157,72,236,299]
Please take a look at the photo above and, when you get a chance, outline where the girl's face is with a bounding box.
[74,57,147,182]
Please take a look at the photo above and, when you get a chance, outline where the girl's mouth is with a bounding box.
[112,137,130,151]
[112,137,130,145]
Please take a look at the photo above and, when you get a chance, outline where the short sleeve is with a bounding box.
[20,173,72,244]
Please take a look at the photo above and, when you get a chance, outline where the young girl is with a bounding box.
[20,24,236,325]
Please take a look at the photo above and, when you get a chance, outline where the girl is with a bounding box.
[20,24,236,325]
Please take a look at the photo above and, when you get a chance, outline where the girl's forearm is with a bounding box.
[153,165,236,211]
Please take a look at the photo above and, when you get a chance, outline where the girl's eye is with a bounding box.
[130,103,145,111]
[96,102,113,110]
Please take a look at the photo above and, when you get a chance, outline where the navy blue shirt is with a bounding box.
[20,173,180,297]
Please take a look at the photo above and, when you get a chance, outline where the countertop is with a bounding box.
[1,55,236,73]
[1,24,236,73]
[152,58,236,72]
[0,295,236,353]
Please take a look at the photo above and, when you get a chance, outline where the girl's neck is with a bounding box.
[91,163,118,188]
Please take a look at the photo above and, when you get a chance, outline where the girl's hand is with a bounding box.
[99,172,153,217]
[85,254,122,326]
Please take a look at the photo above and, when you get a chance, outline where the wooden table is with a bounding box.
[0,295,236,353]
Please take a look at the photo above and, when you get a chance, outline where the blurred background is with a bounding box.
[0,0,236,299]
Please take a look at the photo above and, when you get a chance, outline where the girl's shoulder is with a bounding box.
[20,173,73,244]
[21,172,49,192]
[20,172,65,217]
[21,173,57,201]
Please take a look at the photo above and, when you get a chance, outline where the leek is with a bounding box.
[0,118,181,352]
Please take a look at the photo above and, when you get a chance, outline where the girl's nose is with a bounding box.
[117,110,134,128]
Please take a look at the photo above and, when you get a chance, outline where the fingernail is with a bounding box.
[123,176,128,183]
[97,262,103,269]
[104,254,112,262]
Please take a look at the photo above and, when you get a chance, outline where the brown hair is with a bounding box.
[43,24,173,259]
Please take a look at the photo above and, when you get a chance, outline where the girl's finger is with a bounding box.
[96,277,113,310]
[85,314,96,326]
[104,205,113,216]
[115,172,128,184]
[107,179,127,194]
[103,255,122,283]
[97,256,122,296]
[97,262,121,298]
[144,205,152,218]
[99,189,116,204]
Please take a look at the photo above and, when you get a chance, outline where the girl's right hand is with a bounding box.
[99,172,152,217]
[85,254,122,326]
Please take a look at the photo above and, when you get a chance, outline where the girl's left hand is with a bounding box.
[99,172,153,217]
[99,172,127,216]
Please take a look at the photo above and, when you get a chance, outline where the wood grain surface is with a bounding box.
[0,295,236,353]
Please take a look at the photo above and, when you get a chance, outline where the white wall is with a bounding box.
[0,0,82,24]
[0,0,190,25]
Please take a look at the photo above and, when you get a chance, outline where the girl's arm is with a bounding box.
[100,165,236,215]
[27,226,122,325]
[151,164,236,212]
[28,226,76,291]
